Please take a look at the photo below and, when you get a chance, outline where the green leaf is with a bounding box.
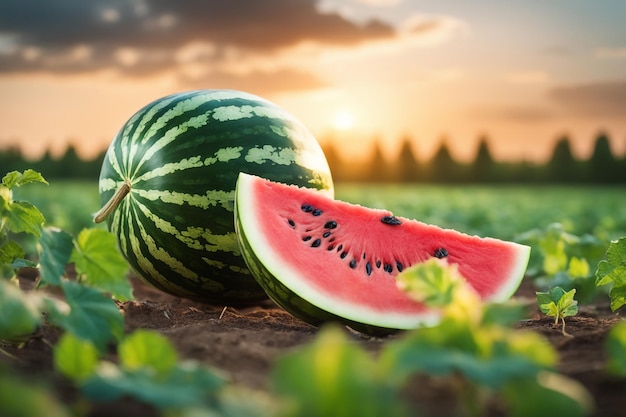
[608,285,626,313]
[81,360,225,409]
[1,172,20,189]
[557,288,578,318]
[2,169,48,189]
[0,280,42,340]
[3,201,45,237]
[0,240,36,269]
[118,330,178,378]
[538,223,572,275]
[605,321,626,377]
[0,185,10,212]
[568,256,590,279]
[503,371,594,417]
[215,385,283,417]
[38,227,74,286]
[381,318,556,389]
[70,228,131,301]
[396,258,463,307]
[0,369,70,417]
[46,280,123,351]
[536,286,578,321]
[482,302,526,327]
[0,240,25,265]
[54,333,100,382]
[272,325,411,417]
[595,237,626,311]
[9,258,38,269]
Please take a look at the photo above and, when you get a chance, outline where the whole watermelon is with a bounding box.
[96,89,334,304]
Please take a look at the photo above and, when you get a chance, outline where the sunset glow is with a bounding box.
[0,1,625,163]
[333,110,355,131]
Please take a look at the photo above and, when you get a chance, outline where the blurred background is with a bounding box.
[1,0,625,183]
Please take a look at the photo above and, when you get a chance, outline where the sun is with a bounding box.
[332,110,355,131]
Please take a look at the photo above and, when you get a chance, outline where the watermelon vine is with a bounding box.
[93,180,131,224]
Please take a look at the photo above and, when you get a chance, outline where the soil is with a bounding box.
[2,274,625,417]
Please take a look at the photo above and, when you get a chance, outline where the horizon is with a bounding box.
[1,129,620,167]
[0,117,623,165]
[1,0,625,164]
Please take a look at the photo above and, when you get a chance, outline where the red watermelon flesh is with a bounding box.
[235,173,531,330]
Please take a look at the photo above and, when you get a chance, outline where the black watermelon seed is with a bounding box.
[302,236,312,242]
[396,261,404,272]
[312,209,323,216]
[287,219,295,228]
[434,247,449,259]
[322,231,331,238]
[301,204,314,212]
[311,239,321,248]
[349,259,357,269]
[376,260,382,268]
[381,215,402,226]
[324,220,337,229]
[329,237,335,242]
[340,251,348,259]
[336,244,343,252]
[365,262,372,276]
[384,263,393,273]
[327,245,335,251]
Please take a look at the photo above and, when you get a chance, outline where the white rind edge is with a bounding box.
[236,172,530,330]
[486,242,531,302]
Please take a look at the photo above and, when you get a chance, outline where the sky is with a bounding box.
[1,0,625,163]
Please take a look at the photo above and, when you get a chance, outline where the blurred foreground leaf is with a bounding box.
[38,227,73,286]
[605,321,626,377]
[54,333,100,382]
[46,280,123,351]
[0,367,69,417]
[503,371,594,417]
[118,330,178,378]
[272,326,411,417]
[81,330,225,409]
[0,280,41,340]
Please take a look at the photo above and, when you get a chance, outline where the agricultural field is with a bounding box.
[3,179,626,417]
[16,181,626,242]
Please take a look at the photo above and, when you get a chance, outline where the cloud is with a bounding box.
[0,0,392,73]
[549,80,626,117]
[0,0,468,94]
[399,14,469,43]
[179,68,329,96]
[350,0,404,6]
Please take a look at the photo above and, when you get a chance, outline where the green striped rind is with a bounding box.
[99,90,333,303]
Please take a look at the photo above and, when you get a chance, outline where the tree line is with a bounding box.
[0,145,103,180]
[324,132,626,184]
[0,131,624,184]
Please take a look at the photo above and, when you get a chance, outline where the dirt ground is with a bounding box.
[2,274,625,417]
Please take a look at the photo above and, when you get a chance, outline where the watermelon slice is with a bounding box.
[234,173,531,333]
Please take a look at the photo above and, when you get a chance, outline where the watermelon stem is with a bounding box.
[93,180,131,223]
